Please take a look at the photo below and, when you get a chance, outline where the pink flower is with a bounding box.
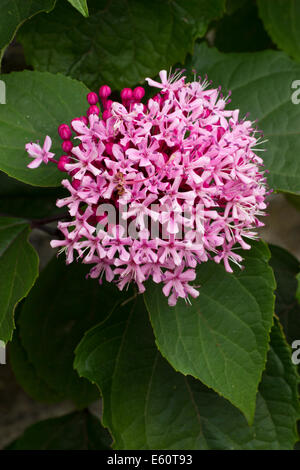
[25,69,268,306]
[25,136,55,168]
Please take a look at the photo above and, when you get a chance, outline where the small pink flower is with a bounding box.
[25,136,55,168]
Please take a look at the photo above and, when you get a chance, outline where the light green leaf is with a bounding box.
[67,0,89,17]
[0,0,56,63]
[0,71,89,186]
[18,0,225,90]
[75,298,299,450]
[17,255,131,407]
[6,411,112,450]
[186,43,300,194]
[144,241,275,424]
[257,0,300,61]
[0,217,38,343]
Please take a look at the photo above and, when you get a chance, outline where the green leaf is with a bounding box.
[75,298,299,450]
[225,0,248,15]
[215,0,273,53]
[9,309,64,404]
[67,0,89,17]
[0,0,56,63]
[297,273,300,304]
[269,244,300,343]
[0,71,89,187]
[18,0,225,90]
[0,171,64,218]
[0,217,38,343]
[186,43,300,194]
[268,245,300,377]
[144,241,275,424]
[6,411,112,450]
[257,0,300,62]
[17,255,130,407]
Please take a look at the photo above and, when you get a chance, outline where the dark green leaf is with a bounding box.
[0,0,56,62]
[269,244,300,344]
[268,244,300,377]
[18,255,130,407]
[257,0,300,61]
[75,298,299,450]
[9,309,64,404]
[6,411,111,450]
[215,0,273,53]
[0,71,89,186]
[18,0,225,90]
[0,217,38,343]
[186,43,300,194]
[144,241,275,424]
[0,171,64,218]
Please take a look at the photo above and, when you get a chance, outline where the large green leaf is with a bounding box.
[0,0,56,62]
[0,217,38,343]
[18,0,225,90]
[75,298,299,450]
[17,255,130,407]
[144,241,275,424]
[257,0,300,61]
[186,43,300,194]
[6,411,112,450]
[0,71,89,186]
[67,0,89,17]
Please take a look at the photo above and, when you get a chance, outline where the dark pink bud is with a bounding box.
[121,88,133,102]
[133,86,145,101]
[87,92,98,105]
[57,155,70,172]
[102,110,111,120]
[72,179,81,190]
[62,140,73,153]
[217,127,226,140]
[105,99,113,110]
[99,85,111,98]
[105,142,113,155]
[87,105,99,116]
[58,124,72,140]
[80,115,88,125]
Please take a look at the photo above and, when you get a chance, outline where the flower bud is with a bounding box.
[87,105,99,116]
[57,155,70,172]
[58,124,72,140]
[102,109,111,120]
[99,85,111,98]
[87,92,98,105]
[133,86,145,101]
[120,88,133,102]
[62,140,73,153]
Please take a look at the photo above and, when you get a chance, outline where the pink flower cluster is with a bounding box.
[25,70,267,306]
